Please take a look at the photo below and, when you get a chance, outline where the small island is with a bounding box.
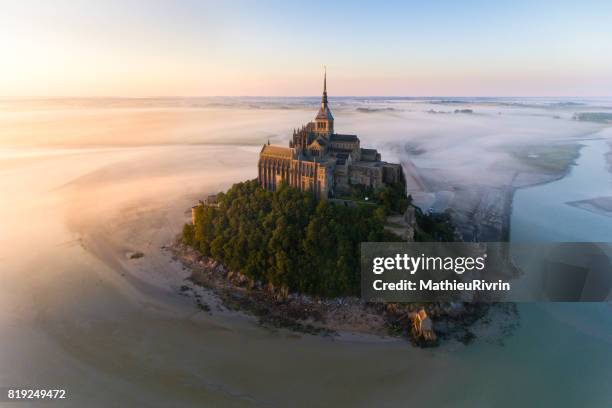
[173,74,515,346]
[176,179,499,346]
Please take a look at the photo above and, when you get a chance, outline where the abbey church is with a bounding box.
[258,72,404,199]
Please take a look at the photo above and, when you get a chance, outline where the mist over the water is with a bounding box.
[2,97,609,192]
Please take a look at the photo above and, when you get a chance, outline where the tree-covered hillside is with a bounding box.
[182,180,402,297]
[182,180,455,298]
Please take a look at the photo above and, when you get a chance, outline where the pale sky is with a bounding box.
[1,0,611,97]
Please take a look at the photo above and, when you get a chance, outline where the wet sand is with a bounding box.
[567,196,612,218]
[0,144,441,407]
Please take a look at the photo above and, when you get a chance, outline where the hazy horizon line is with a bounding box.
[2,95,612,100]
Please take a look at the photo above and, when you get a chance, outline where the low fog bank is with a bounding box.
[3,97,610,239]
[2,96,609,165]
[342,99,607,185]
[332,98,611,240]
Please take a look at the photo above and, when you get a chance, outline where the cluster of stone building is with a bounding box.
[258,72,404,199]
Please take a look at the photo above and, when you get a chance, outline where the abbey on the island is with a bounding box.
[258,71,404,199]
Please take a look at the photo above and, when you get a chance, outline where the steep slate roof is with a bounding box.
[311,137,328,147]
[261,145,293,159]
[332,134,359,143]
[316,105,334,120]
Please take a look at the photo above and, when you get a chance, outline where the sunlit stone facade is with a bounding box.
[258,71,404,199]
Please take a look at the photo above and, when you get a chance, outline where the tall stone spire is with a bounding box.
[321,66,328,109]
[315,66,334,135]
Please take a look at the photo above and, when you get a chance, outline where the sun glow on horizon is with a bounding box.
[1,0,611,97]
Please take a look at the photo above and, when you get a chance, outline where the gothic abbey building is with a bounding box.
[258,73,404,199]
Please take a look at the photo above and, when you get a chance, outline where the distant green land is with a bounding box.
[509,143,582,174]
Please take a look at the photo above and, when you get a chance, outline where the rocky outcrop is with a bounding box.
[409,308,437,345]
[172,243,516,346]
